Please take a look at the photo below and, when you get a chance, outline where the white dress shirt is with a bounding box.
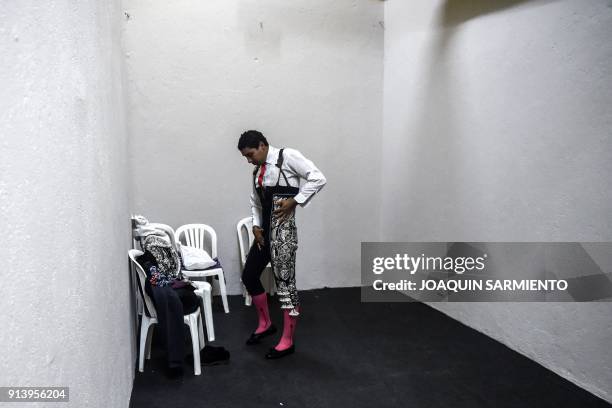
[250,145,326,228]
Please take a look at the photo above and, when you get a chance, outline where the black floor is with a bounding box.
[130,287,611,408]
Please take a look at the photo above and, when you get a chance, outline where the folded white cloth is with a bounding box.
[179,243,217,270]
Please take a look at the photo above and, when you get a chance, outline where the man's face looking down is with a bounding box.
[240,142,268,166]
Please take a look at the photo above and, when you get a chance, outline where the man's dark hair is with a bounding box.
[238,130,268,150]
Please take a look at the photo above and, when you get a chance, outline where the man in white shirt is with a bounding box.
[238,130,326,359]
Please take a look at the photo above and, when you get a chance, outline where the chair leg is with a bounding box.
[217,271,230,313]
[202,287,215,341]
[139,317,150,372]
[188,315,201,376]
[198,313,205,350]
[145,324,154,359]
[243,283,252,306]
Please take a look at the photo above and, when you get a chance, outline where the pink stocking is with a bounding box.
[275,308,299,351]
[252,292,272,334]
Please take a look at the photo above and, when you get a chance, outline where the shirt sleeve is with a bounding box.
[285,148,327,208]
[250,178,263,228]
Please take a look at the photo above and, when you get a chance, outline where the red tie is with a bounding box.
[258,163,266,187]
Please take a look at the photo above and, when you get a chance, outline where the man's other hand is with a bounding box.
[253,226,265,250]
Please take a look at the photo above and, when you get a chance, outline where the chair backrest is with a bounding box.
[128,249,157,319]
[236,217,254,268]
[175,224,218,258]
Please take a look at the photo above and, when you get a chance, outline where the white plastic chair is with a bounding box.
[131,221,181,320]
[175,224,230,313]
[136,222,216,340]
[129,249,208,375]
[237,217,276,306]
[150,223,216,339]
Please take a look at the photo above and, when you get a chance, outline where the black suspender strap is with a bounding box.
[276,148,284,167]
[275,148,290,187]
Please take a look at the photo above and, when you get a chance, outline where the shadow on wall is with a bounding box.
[394,0,559,238]
[440,0,552,27]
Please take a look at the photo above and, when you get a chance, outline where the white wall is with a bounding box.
[123,0,383,295]
[382,0,612,402]
[0,1,134,407]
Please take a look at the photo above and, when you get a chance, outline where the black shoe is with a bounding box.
[265,345,295,359]
[186,345,226,359]
[201,345,230,366]
[200,345,225,355]
[246,324,277,345]
[166,365,184,379]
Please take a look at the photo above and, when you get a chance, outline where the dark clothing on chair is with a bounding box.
[146,284,186,368]
[138,252,199,369]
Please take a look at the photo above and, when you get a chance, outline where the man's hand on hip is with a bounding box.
[273,198,297,222]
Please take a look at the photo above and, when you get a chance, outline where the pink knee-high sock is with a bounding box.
[252,293,272,334]
[274,308,299,351]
